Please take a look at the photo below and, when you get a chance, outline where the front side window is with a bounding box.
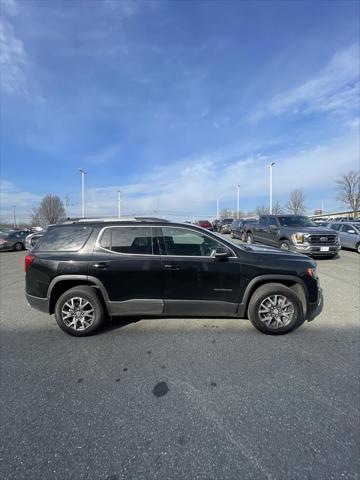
[330,224,341,231]
[259,217,268,228]
[100,227,153,255]
[268,217,278,227]
[341,224,358,234]
[162,227,232,257]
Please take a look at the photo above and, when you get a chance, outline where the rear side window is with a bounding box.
[36,226,92,251]
[99,227,153,255]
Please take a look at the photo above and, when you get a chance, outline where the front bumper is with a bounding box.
[292,243,340,256]
[26,293,49,313]
[307,287,323,321]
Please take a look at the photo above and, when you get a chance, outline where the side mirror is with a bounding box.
[269,225,278,232]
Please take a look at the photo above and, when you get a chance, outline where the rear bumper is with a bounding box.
[26,293,49,313]
[307,287,323,321]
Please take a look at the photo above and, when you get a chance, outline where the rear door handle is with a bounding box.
[93,262,109,269]
[163,263,180,271]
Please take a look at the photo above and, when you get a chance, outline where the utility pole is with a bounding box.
[13,205,16,229]
[216,197,220,219]
[79,169,87,218]
[268,162,275,214]
[237,185,240,219]
[117,190,121,218]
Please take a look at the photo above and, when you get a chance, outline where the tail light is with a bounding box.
[25,254,36,273]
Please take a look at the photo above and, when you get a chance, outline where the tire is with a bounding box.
[279,239,291,250]
[357,243,360,254]
[13,242,24,251]
[241,232,246,242]
[247,233,253,244]
[230,231,234,239]
[54,286,105,336]
[248,283,305,335]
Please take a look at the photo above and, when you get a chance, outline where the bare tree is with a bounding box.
[255,205,269,216]
[336,171,360,217]
[220,208,233,219]
[31,195,66,227]
[287,189,306,215]
[272,202,283,214]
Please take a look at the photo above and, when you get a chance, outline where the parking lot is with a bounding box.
[0,246,359,480]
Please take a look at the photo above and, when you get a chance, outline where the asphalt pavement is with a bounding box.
[0,246,359,480]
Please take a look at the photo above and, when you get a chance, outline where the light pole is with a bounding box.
[237,185,240,219]
[13,205,16,229]
[268,162,275,214]
[216,197,220,219]
[117,190,121,218]
[79,169,87,218]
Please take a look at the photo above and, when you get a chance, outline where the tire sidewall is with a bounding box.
[14,242,23,251]
[54,287,104,336]
[279,240,291,250]
[248,284,304,335]
[247,233,253,244]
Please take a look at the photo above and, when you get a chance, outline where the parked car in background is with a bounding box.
[246,215,341,258]
[327,222,360,253]
[25,231,45,250]
[195,220,213,230]
[25,217,323,336]
[0,230,31,251]
[221,218,234,234]
[231,219,258,241]
[212,219,221,232]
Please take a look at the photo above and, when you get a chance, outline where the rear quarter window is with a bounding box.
[36,226,93,251]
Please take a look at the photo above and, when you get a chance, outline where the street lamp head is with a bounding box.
[269,162,276,167]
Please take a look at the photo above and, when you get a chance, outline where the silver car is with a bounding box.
[328,222,360,253]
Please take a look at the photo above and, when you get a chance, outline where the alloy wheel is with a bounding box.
[61,297,95,331]
[258,294,294,329]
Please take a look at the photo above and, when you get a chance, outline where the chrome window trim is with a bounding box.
[95,225,237,258]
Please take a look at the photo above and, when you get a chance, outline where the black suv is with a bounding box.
[25,218,323,336]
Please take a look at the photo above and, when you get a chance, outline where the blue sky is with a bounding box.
[1,0,359,222]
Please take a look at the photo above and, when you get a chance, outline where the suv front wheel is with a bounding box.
[248,283,305,335]
[54,286,105,336]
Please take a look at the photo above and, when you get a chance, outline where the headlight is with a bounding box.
[292,233,304,243]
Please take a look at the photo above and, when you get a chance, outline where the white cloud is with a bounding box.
[249,44,360,122]
[0,18,28,95]
[81,131,359,219]
[0,181,42,221]
[1,0,19,16]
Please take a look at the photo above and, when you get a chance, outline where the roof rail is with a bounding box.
[61,216,170,224]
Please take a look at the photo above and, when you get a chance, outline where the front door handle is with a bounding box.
[93,262,109,269]
[163,263,180,271]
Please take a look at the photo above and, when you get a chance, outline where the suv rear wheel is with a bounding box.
[54,286,105,336]
[248,283,305,335]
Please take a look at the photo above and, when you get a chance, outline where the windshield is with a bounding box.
[222,219,233,224]
[277,216,316,227]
